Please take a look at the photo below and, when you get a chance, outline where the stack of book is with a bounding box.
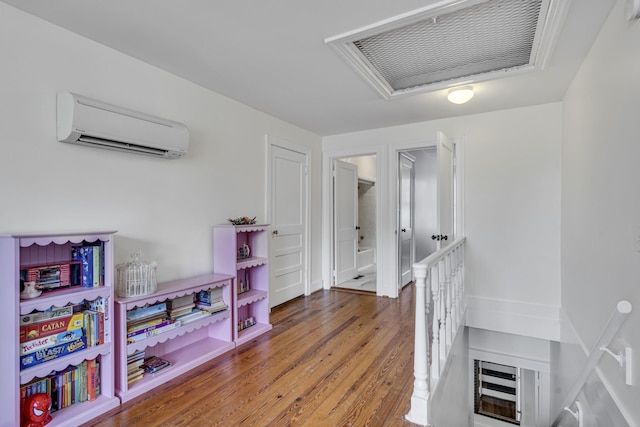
[19,299,107,370]
[196,287,228,314]
[127,350,146,385]
[20,357,100,414]
[142,355,172,375]
[167,294,195,320]
[126,302,178,344]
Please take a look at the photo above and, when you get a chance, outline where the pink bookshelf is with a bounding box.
[114,273,234,403]
[0,231,120,427]
[212,224,272,345]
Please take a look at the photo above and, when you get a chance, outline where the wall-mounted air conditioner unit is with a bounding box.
[56,91,189,159]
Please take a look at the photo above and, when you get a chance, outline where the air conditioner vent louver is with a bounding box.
[57,91,189,159]
[326,0,564,99]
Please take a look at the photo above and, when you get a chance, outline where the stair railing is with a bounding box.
[551,299,633,427]
[405,236,466,426]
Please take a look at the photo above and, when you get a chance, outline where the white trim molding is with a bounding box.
[466,295,561,341]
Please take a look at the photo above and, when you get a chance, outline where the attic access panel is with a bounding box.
[325,0,567,99]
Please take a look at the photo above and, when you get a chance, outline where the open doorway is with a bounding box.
[395,132,455,293]
[397,147,438,291]
[332,155,377,293]
[323,131,459,298]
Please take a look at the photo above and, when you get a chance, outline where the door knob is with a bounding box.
[402,228,407,232]
[355,226,361,230]
[431,234,448,241]
[272,230,278,235]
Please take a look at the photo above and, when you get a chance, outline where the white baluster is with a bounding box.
[450,250,458,334]
[438,260,447,364]
[445,254,453,348]
[430,264,440,381]
[456,244,463,324]
[406,263,430,425]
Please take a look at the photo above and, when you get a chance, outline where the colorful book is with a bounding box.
[84,310,105,346]
[20,336,87,370]
[142,356,172,374]
[126,322,179,343]
[127,319,172,338]
[126,303,167,321]
[19,305,76,325]
[87,358,98,401]
[72,246,93,288]
[20,313,84,343]
[20,328,84,356]
[127,315,166,333]
[86,296,110,343]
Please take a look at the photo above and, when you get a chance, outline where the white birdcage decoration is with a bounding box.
[116,251,157,297]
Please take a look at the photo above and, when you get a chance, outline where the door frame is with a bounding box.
[322,135,464,298]
[388,135,465,296]
[333,159,359,285]
[397,151,416,291]
[322,148,383,295]
[265,134,311,297]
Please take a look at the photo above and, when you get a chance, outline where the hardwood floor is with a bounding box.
[84,288,419,427]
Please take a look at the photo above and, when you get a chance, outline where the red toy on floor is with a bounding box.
[22,393,52,427]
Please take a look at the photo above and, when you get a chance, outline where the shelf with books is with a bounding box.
[125,309,231,354]
[213,224,273,346]
[1,231,120,427]
[114,273,234,403]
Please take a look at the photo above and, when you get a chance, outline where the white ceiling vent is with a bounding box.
[325,0,569,99]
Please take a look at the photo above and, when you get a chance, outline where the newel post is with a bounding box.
[405,263,430,426]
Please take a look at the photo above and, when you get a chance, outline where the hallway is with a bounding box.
[84,288,417,426]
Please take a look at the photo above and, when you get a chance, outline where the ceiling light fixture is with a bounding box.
[447,86,474,104]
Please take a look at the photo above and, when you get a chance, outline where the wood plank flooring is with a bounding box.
[83,288,419,427]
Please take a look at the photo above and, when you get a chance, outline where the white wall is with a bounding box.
[555,0,640,423]
[0,4,323,288]
[323,103,562,325]
[430,327,470,427]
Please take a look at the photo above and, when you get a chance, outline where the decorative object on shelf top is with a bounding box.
[116,252,157,298]
[227,216,257,225]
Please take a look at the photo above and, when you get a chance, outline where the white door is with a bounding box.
[436,131,454,248]
[269,145,307,307]
[398,153,415,288]
[333,160,358,285]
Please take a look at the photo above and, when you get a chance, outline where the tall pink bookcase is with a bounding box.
[213,224,272,345]
[0,231,120,427]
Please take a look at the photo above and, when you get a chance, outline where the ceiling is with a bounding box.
[2,0,615,136]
